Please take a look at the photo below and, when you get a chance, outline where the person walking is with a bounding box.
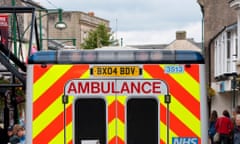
[6,126,14,144]
[208,110,218,144]
[233,114,240,144]
[215,110,234,144]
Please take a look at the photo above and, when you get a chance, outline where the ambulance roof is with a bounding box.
[28,49,204,64]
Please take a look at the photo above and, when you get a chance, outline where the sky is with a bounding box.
[35,0,202,45]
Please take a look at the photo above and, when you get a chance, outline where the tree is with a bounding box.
[81,23,113,49]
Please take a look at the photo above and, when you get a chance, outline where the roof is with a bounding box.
[165,39,202,52]
[128,39,202,52]
[21,0,45,9]
[128,44,167,49]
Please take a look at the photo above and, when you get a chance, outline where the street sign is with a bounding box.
[0,15,8,48]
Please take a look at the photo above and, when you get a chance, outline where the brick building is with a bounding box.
[47,11,110,49]
[197,0,240,114]
[198,0,237,87]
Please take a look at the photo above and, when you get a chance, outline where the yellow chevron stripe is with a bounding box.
[161,95,201,137]
[33,95,74,138]
[146,66,200,138]
[108,119,116,141]
[106,96,115,106]
[117,96,127,105]
[159,65,200,101]
[106,96,116,143]
[33,65,72,102]
[81,69,90,78]
[49,122,73,144]
[117,118,125,141]
[160,121,177,144]
[143,69,152,79]
[33,65,89,142]
[117,96,126,142]
[158,96,178,144]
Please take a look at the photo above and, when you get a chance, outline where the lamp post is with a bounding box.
[38,8,67,50]
[225,72,238,108]
[20,8,67,51]
[231,73,238,108]
[11,0,17,56]
[55,9,67,30]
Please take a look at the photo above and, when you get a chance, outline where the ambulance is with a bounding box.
[26,47,208,144]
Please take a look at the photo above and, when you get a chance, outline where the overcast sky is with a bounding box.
[35,0,202,45]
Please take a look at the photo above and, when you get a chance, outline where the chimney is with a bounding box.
[88,12,95,17]
[176,31,186,40]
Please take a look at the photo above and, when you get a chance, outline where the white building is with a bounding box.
[212,23,239,111]
[211,0,240,112]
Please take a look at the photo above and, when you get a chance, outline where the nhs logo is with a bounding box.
[172,137,198,144]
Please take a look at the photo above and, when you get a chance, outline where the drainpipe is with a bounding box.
[12,0,17,56]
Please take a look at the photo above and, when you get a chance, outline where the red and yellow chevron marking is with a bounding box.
[143,64,201,144]
[32,64,90,144]
[32,63,201,144]
[107,96,127,144]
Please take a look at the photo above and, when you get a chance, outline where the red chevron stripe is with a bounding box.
[117,136,125,144]
[160,104,199,137]
[108,100,125,123]
[160,139,165,144]
[33,64,52,83]
[117,100,125,123]
[108,137,115,144]
[33,65,89,119]
[108,136,125,144]
[108,100,116,123]
[68,139,73,144]
[144,65,200,119]
[33,105,72,143]
[184,64,200,82]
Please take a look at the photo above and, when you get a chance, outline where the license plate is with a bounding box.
[92,66,140,77]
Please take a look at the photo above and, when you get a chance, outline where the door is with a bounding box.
[127,98,158,144]
[74,98,106,144]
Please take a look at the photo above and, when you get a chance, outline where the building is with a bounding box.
[165,31,201,52]
[130,31,201,52]
[47,11,110,49]
[0,0,46,130]
[198,0,240,114]
[197,0,236,94]
[211,23,238,112]
[0,0,48,58]
[0,1,112,129]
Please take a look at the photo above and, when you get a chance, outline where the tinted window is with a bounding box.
[127,98,158,144]
[75,98,106,144]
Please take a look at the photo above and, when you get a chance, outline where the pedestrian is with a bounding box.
[208,110,218,144]
[215,110,234,144]
[233,114,240,144]
[19,126,25,144]
[9,124,25,144]
[235,105,240,114]
[6,126,14,143]
[232,106,240,125]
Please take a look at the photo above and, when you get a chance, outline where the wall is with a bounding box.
[198,0,237,85]
[48,11,110,49]
[211,91,239,117]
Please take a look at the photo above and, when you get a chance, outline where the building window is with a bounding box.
[226,32,231,73]
[235,37,238,57]
[227,32,231,59]
[83,31,87,39]
[215,40,218,77]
